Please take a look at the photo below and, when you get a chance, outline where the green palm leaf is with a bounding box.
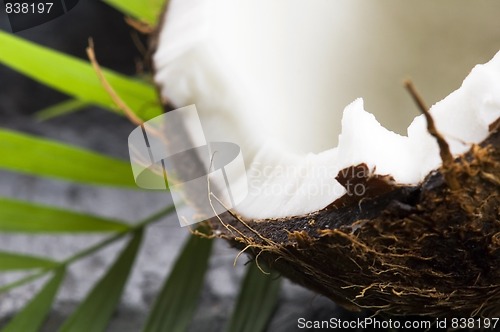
[0,129,137,187]
[0,30,162,121]
[225,263,281,332]
[58,230,144,332]
[35,99,91,121]
[1,268,66,332]
[0,198,130,233]
[103,0,167,26]
[0,252,57,271]
[142,229,213,332]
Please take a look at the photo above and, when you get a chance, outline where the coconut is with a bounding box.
[151,0,500,316]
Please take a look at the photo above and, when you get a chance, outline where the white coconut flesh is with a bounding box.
[154,0,500,220]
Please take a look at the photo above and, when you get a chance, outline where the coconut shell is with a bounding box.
[207,121,500,317]
[150,10,499,316]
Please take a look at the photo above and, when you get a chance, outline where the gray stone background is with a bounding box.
[0,1,428,331]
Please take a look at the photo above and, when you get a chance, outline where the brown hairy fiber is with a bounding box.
[208,123,500,317]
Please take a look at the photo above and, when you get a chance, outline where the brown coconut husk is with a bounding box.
[207,118,500,317]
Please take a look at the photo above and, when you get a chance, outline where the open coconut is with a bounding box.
[151,0,500,316]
